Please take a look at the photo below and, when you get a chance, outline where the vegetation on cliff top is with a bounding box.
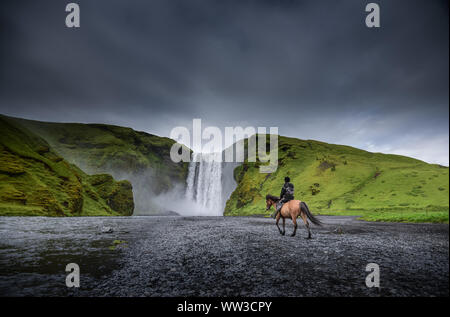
[0,115,134,216]
[224,135,449,223]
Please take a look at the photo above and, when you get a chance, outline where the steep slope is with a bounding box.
[0,115,134,216]
[10,116,190,214]
[224,135,449,222]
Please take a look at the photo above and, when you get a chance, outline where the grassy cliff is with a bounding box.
[0,115,134,216]
[14,117,189,197]
[224,136,449,223]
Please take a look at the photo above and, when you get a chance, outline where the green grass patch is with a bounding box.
[318,208,449,223]
[109,240,127,250]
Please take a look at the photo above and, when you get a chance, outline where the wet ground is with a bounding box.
[0,216,448,296]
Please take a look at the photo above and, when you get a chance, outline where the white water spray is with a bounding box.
[185,153,223,216]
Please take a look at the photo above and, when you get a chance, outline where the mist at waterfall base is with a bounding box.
[64,150,237,216]
[148,153,238,216]
[109,171,215,217]
[108,170,212,217]
[152,153,236,216]
[152,184,216,216]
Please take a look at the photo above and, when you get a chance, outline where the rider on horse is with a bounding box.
[272,176,294,218]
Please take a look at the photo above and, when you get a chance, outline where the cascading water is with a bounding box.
[185,153,223,216]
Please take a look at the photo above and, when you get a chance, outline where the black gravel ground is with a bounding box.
[0,216,448,296]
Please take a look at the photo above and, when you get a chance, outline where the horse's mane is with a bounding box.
[266,194,280,202]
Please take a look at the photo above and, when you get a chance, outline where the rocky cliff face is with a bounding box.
[0,115,134,216]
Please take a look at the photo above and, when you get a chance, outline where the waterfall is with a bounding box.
[185,153,223,216]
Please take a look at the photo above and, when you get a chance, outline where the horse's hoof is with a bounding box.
[290,234,296,237]
[281,231,286,236]
[305,236,312,240]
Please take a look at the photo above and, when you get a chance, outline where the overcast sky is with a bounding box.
[0,0,448,165]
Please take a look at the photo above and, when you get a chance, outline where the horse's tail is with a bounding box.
[300,201,322,226]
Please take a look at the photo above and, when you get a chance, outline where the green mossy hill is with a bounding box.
[224,135,449,223]
[0,116,134,216]
[14,117,189,194]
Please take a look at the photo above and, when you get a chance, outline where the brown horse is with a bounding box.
[266,194,322,238]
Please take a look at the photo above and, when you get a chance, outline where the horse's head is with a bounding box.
[265,195,279,210]
[265,199,273,211]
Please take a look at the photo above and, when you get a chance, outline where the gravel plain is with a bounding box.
[0,216,448,297]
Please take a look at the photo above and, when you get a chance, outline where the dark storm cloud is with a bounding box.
[0,0,448,164]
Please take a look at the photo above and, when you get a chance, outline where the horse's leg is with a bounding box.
[282,217,286,236]
[276,212,283,235]
[301,212,312,239]
[290,215,298,237]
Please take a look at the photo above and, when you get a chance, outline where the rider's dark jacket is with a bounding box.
[280,182,294,201]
